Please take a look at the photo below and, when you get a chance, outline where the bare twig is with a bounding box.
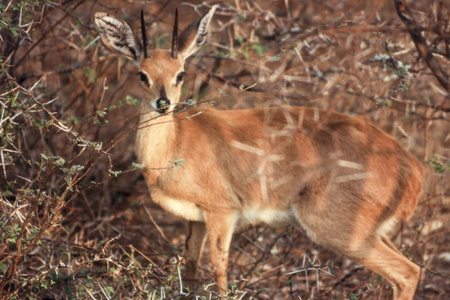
[394,0,449,92]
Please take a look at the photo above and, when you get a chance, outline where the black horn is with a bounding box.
[141,10,149,58]
[171,8,178,59]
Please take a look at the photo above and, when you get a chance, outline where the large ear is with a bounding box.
[94,12,142,62]
[177,5,216,60]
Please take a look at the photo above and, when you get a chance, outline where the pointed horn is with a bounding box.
[141,10,149,58]
[171,8,178,59]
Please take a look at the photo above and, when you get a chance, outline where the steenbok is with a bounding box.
[95,5,423,299]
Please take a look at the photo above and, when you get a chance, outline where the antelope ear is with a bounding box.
[178,5,216,60]
[95,12,142,62]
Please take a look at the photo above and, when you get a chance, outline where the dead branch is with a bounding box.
[394,0,450,93]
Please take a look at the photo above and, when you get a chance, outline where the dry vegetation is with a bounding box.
[0,0,449,299]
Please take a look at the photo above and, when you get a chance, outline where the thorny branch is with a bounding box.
[394,0,449,93]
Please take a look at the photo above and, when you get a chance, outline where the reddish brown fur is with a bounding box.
[95,7,423,299]
[139,105,423,298]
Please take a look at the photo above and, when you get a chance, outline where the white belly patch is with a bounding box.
[153,194,293,226]
[239,208,294,226]
[156,196,204,221]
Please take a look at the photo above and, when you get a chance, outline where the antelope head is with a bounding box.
[94,6,216,114]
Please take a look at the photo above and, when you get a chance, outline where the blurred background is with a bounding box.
[0,0,448,298]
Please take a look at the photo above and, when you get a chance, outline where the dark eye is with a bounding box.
[176,72,186,86]
[138,71,150,87]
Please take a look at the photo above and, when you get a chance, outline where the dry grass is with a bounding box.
[0,0,449,299]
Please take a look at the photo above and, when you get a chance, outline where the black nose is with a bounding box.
[155,97,171,114]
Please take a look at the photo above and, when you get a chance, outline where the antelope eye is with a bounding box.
[176,72,186,86]
[138,71,150,87]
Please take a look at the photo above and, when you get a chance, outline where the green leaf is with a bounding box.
[171,159,185,168]
[0,263,8,274]
[9,27,20,37]
[105,286,115,296]
[132,162,145,169]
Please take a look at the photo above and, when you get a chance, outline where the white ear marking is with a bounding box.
[94,12,141,61]
[177,5,217,60]
[196,5,216,45]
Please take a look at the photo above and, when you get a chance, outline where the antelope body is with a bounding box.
[95,6,423,299]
